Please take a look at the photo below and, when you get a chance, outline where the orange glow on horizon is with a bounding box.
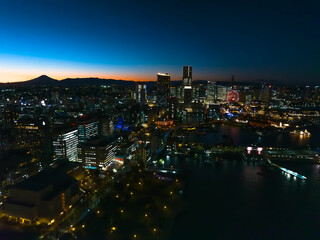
[0,54,157,83]
[0,71,155,83]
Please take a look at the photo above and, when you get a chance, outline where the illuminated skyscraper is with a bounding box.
[156,73,170,106]
[216,85,230,102]
[182,66,192,86]
[206,81,216,104]
[133,83,147,106]
[53,127,79,162]
[182,66,192,105]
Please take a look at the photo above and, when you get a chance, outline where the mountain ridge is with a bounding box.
[0,75,271,87]
[0,75,140,87]
[0,75,188,87]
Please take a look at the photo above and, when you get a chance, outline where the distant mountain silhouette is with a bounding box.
[0,75,59,87]
[29,75,59,85]
[0,76,138,87]
[0,75,210,87]
[60,77,137,87]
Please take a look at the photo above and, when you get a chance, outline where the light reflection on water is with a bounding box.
[169,155,320,240]
[188,124,320,148]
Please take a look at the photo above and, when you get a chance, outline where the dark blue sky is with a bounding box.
[0,0,319,83]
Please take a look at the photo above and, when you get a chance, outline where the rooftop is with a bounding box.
[13,164,78,192]
[79,136,117,147]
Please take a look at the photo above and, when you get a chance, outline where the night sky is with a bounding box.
[0,0,319,84]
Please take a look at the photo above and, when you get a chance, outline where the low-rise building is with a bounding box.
[2,167,79,224]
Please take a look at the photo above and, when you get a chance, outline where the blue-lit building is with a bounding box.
[114,117,132,132]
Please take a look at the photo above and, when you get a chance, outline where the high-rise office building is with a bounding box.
[262,85,272,106]
[192,84,206,103]
[78,137,118,170]
[14,118,48,160]
[78,119,99,143]
[176,85,184,102]
[133,83,147,106]
[170,86,177,98]
[216,85,230,102]
[156,73,170,106]
[183,66,192,86]
[168,97,179,120]
[53,127,79,162]
[206,81,216,104]
[182,66,193,105]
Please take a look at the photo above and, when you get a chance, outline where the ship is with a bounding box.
[290,129,311,136]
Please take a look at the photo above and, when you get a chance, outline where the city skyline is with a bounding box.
[0,0,319,84]
[1,1,320,239]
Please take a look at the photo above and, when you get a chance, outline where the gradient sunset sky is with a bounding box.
[0,0,319,83]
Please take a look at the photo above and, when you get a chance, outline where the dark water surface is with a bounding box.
[169,157,320,240]
[168,125,320,239]
[189,124,320,148]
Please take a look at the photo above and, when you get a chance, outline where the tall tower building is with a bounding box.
[156,73,170,106]
[183,66,192,86]
[133,83,147,106]
[262,85,272,106]
[182,66,192,105]
[206,81,216,104]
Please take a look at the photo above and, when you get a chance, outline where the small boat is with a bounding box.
[290,129,311,136]
[256,131,264,136]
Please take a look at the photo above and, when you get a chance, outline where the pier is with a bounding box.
[272,163,307,180]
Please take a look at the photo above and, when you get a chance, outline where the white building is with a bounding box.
[53,128,79,162]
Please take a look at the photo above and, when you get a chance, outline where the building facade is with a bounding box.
[78,120,99,143]
[156,73,170,106]
[53,128,79,162]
